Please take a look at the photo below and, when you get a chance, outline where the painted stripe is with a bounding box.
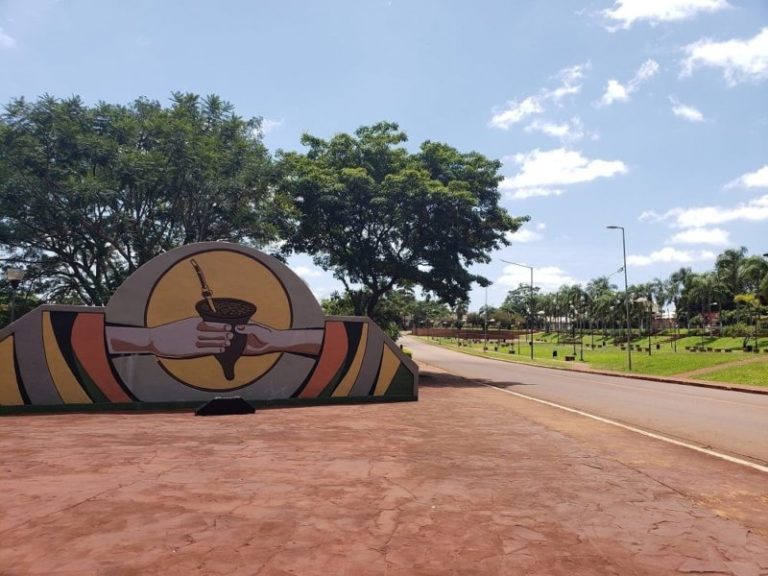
[350,321,383,397]
[374,345,400,396]
[332,323,369,397]
[0,337,24,406]
[14,310,62,405]
[71,314,132,403]
[299,322,348,398]
[42,312,92,404]
[479,382,768,475]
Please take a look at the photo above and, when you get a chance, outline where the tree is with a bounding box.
[739,255,768,304]
[686,272,727,329]
[0,93,282,305]
[501,283,541,318]
[276,122,527,317]
[669,267,694,325]
[715,246,748,308]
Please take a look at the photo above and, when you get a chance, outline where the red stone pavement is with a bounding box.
[1,368,767,576]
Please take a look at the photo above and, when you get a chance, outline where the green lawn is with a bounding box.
[698,363,768,387]
[419,335,768,386]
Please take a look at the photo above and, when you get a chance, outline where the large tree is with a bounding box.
[276,122,527,317]
[0,93,283,305]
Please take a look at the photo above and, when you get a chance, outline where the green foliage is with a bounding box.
[721,322,753,338]
[0,280,41,326]
[276,122,527,317]
[321,288,427,341]
[0,93,283,305]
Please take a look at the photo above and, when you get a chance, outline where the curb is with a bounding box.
[410,337,768,396]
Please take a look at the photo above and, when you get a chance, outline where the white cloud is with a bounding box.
[675,194,768,227]
[489,97,544,129]
[489,63,588,129]
[506,228,542,243]
[633,59,660,84]
[501,148,627,194]
[669,97,705,122]
[0,27,16,48]
[598,60,659,106]
[548,63,589,102]
[602,0,730,30]
[498,265,582,292]
[681,27,768,85]
[525,117,591,144]
[259,118,284,136]
[600,80,630,106]
[725,165,768,189]
[505,187,564,200]
[627,247,716,267]
[294,265,324,279]
[639,194,768,228]
[666,227,730,245]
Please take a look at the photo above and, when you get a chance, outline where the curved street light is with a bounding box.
[606,226,632,371]
[500,259,534,359]
[4,267,25,323]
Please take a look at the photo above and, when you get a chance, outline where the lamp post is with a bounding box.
[606,226,632,371]
[500,259,535,359]
[5,267,25,323]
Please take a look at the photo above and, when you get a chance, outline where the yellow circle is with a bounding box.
[145,250,292,390]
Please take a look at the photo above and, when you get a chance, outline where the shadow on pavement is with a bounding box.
[420,371,533,389]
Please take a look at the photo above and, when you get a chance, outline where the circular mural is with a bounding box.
[144,250,292,390]
[105,243,325,396]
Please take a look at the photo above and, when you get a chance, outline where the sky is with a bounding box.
[1,0,767,311]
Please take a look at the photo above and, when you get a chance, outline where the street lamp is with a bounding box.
[500,259,535,359]
[5,267,25,323]
[606,226,632,371]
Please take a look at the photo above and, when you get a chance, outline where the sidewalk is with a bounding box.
[1,368,767,575]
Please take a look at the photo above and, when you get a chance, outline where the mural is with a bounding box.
[0,243,417,412]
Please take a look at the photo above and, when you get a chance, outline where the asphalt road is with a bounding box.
[404,336,768,467]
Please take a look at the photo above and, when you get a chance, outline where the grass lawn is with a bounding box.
[698,363,768,387]
[420,335,768,385]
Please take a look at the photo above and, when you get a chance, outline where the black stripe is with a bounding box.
[12,339,30,405]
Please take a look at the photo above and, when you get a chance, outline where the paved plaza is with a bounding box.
[1,368,767,575]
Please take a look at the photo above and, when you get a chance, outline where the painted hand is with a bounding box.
[149,317,233,358]
[236,324,324,356]
[236,322,283,355]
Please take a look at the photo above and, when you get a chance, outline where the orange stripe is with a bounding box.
[71,314,132,403]
[299,322,348,398]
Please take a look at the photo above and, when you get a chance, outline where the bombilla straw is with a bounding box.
[190,259,217,312]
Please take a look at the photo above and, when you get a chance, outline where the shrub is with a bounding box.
[721,322,753,338]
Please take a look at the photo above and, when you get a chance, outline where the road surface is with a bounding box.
[404,336,768,467]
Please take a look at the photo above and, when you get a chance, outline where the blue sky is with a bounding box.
[1,0,766,311]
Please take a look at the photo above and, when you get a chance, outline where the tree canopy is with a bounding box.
[276,122,527,317]
[0,93,286,305]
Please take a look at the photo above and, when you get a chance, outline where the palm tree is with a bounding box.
[586,276,616,346]
[739,255,768,304]
[687,272,727,337]
[715,246,748,308]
